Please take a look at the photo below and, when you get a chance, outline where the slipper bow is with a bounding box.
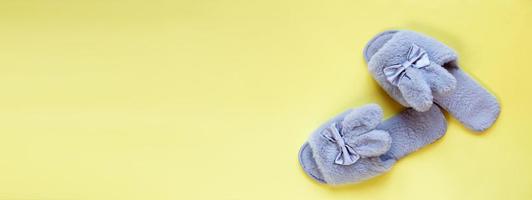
[383,44,431,85]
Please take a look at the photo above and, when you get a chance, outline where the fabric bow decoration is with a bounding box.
[322,123,359,165]
[383,44,431,85]
[321,122,391,166]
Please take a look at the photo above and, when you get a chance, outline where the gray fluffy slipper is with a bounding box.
[364,30,500,131]
[299,104,446,185]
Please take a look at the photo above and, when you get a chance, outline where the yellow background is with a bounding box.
[0,0,530,199]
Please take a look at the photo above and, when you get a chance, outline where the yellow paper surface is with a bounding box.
[0,0,530,199]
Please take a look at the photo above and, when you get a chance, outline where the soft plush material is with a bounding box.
[363,30,500,131]
[298,104,446,185]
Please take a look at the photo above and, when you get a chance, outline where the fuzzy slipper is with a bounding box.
[363,30,500,131]
[298,104,446,185]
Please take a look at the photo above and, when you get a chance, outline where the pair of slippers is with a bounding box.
[298,30,500,185]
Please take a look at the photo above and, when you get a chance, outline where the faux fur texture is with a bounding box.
[364,30,500,131]
[299,104,446,185]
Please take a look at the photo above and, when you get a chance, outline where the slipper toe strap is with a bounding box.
[368,31,458,112]
[308,105,395,185]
